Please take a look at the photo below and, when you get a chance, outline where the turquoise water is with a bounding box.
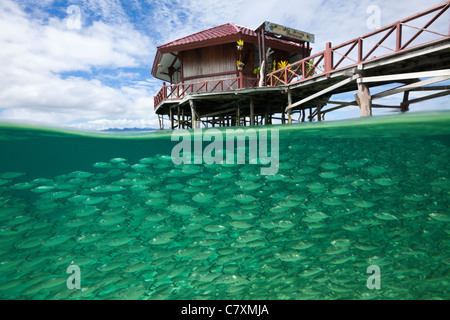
[0,112,449,299]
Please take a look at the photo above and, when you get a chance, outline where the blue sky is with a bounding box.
[0,0,448,130]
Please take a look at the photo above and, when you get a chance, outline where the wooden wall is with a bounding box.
[183,43,236,79]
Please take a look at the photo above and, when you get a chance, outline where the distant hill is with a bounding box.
[102,127,159,132]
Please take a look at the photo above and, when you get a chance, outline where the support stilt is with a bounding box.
[287,89,292,124]
[357,82,372,117]
[182,109,185,129]
[250,97,255,126]
[237,102,241,126]
[190,99,199,129]
[158,114,163,130]
[401,91,410,112]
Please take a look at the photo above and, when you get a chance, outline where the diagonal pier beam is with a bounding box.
[372,75,450,100]
[285,75,359,112]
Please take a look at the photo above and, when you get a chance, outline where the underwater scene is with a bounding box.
[0,111,449,300]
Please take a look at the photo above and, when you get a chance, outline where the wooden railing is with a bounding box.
[154,75,258,109]
[266,1,450,86]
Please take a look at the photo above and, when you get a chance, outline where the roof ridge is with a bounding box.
[158,23,235,48]
[230,23,242,33]
[233,23,251,31]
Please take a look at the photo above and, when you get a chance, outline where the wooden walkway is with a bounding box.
[154,2,450,129]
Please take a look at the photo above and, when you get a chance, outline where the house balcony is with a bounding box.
[154,75,259,110]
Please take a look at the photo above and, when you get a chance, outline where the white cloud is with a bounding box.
[0,0,158,129]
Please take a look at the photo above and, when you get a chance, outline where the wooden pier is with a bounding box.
[153,2,450,130]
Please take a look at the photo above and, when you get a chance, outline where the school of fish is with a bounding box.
[0,133,449,300]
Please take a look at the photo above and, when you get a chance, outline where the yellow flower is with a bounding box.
[277,60,289,69]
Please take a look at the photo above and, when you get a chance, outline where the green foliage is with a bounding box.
[304,59,317,77]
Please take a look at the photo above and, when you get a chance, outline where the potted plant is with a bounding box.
[236,40,244,51]
[277,60,290,83]
[236,60,245,71]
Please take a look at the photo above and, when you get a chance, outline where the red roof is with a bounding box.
[157,23,304,53]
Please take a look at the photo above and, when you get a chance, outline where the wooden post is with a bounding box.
[401,91,410,112]
[287,89,292,124]
[287,110,292,124]
[396,22,402,52]
[309,107,312,121]
[239,71,244,89]
[301,109,305,122]
[317,104,322,122]
[261,31,266,86]
[250,97,255,126]
[237,102,241,126]
[182,109,185,129]
[358,38,363,63]
[162,82,167,99]
[169,108,174,130]
[257,28,262,69]
[357,82,372,117]
[158,115,163,130]
[177,106,180,129]
[325,42,333,78]
[190,99,199,128]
